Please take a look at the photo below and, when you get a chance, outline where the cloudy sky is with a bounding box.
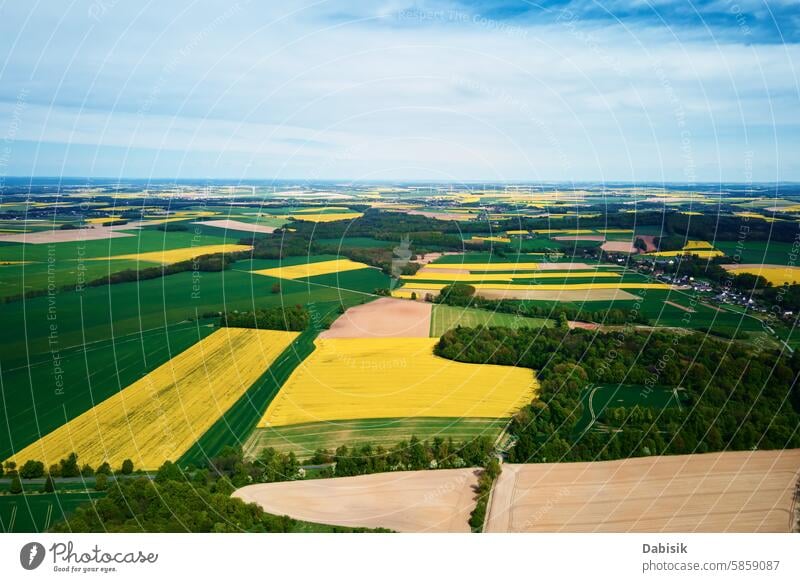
[0,0,798,182]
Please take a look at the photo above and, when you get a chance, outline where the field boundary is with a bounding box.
[178,328,318,467]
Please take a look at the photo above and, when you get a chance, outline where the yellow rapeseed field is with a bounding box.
[506,230,529,235]
[397,282,670,292]
[85,216,124,224]
[88,244,252,264]
[683,240,714,249]
[650,249,723,258]
[289,212,364,223]
[402,271,621,282]
[259,338,538,427]
[532,229,593,235]
[6,328,298,470]
[725,265,800,286]
[252,258,371,280]
[734,211,778,222]
[470,236,511,243]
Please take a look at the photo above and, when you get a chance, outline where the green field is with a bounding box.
[243,417,507,460]
[179,327,321,467]
[0,256,389,359]
[0,321,215,460]
[715,240,798,265]
[0,492,104,532]
[430,304,552,336]
[0,228,234,299]
[574,384,683,434]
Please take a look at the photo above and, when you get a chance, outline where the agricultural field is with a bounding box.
[0,321,215,460]
[234,468,479,532]
[0,227,238,299]
[320,297,432,338]
[252,257,372,279]
[485,450,800,532]
[244,417,506,460]
[87,243,252,264]
[258,337,538,426]
[6,328,298,470]
[715,240,800,265]
[0,492,104,533]
[723,264,800,286]
[429,304,552,336]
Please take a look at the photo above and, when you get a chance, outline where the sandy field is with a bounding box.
[568,321,600,330]
[412,252,462,264]
[234,469,480,532]
[0,226,134,244]
[319,297,432,338]
[601,241,636,253]
[486,450,800,533]
[552,235,606,242]
[665,300,695,313]
[193,218,276,234]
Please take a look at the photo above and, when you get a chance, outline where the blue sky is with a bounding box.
[0,0,797,182]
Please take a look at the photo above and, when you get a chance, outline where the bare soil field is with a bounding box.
[319,297,432,338]
[635,235,657,251]
[485,450,800,533]
[664,300,695,313]
[193,218,276,234]
[412,252,461,264]
[568,321,600,330]
[0,226,134,244]
[234,468,480,532]
[601,241,636,253]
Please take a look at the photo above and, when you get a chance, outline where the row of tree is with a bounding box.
[221,305,309,331]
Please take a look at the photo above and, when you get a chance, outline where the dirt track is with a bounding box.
[319,297,432,338]
[486,450,800,532]
[234,468,479,532]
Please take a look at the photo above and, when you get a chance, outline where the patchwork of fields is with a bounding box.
[3,191,800,533]
[6,328,298,469]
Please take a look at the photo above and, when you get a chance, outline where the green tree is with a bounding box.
[43,474,55,493]
[95,474,108,492]
[120,459,134,475]
[20,460,45,479]
[9,475,23,494]
[95,462,112,476]
[59,453,80,478]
